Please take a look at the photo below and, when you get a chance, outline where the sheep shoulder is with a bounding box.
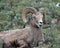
[2,27,33,43]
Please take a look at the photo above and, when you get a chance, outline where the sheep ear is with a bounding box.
[39,8,46,24]
[42,11,46,24]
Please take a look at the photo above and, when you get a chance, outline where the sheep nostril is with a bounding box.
[40,22,43,24]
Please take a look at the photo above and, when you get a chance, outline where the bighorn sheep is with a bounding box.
[0,7,46,48]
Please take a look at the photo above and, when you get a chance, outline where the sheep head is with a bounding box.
[22,7,46,28]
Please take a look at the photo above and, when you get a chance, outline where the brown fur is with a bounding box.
[0,7,46,48]
[1,28,32,48]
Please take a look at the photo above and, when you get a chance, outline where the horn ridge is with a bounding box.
[22,7,37,23]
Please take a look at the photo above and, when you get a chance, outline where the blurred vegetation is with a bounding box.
[0,0,60,31]
[0,0,60,48]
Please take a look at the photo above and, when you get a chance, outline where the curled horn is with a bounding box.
[39,8,46,24]
[22,7,37,23]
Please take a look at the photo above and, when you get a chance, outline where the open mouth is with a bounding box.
[34,24,43,28]
[39,25,42,26]
[38,22,43,27]
[38,23,43,27]
[37,24,43,28]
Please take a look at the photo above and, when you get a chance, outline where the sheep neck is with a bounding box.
[30,24,42,33]
[30,25,43,46]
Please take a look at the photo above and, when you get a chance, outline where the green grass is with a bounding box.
[42,27,60,48]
